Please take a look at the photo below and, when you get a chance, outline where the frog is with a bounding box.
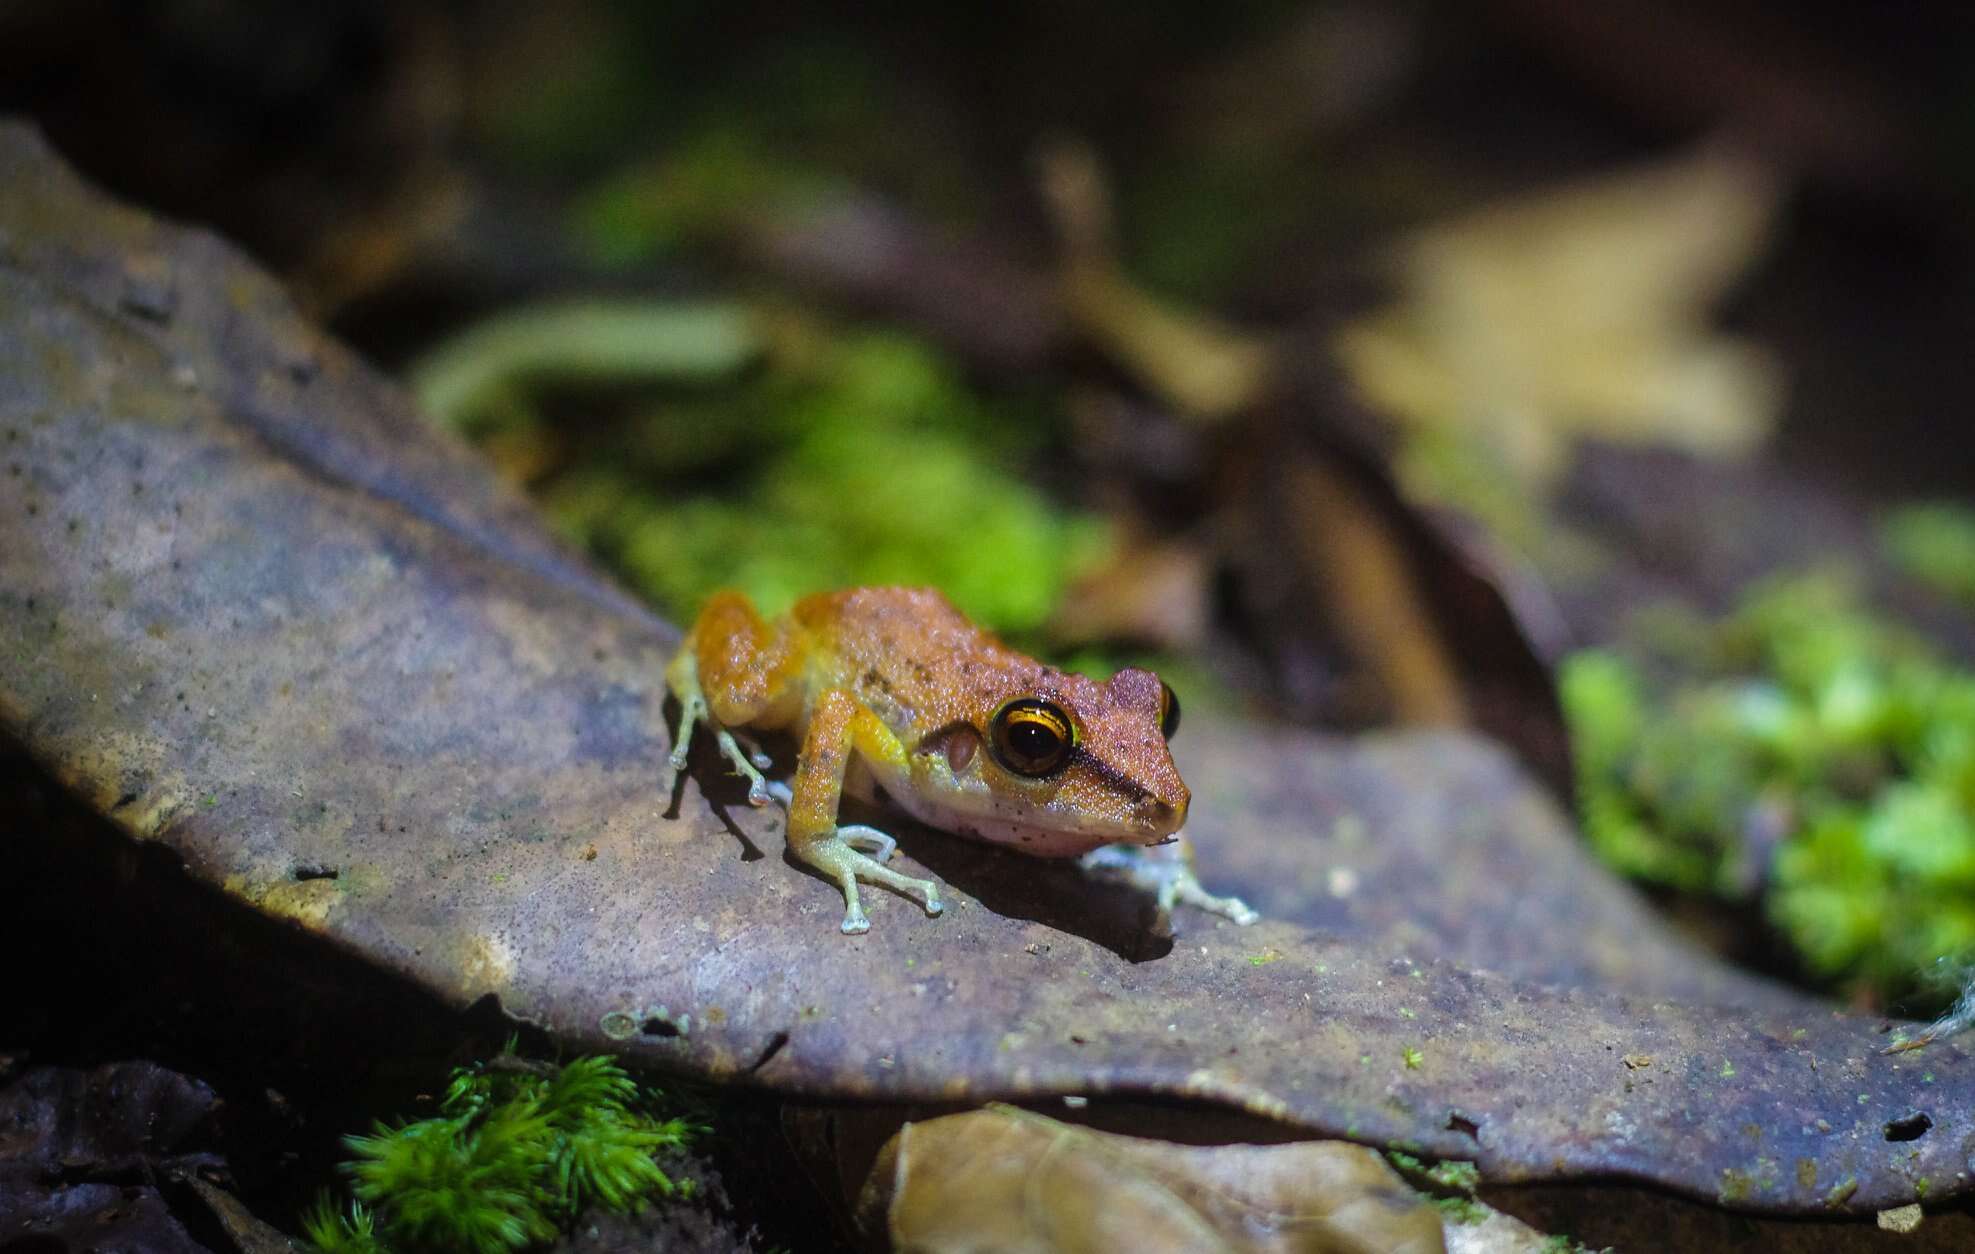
[665,586,1257,934]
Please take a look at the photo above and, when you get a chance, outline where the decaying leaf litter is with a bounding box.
[0,1061,221,1254]
[4,126,1973,1231]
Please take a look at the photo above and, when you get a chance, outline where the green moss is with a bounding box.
[1561,572,1975,1000]
[306,1053,696,1254]
[570,131,844,268]
[1716,1167,1753,1204]
[1121,150,1329,305]
[1425,1158,1479,1193]
[1882,502,1975,605]
[563,39,984,268]
[1386,1149,1480,1195]
[304,1200,384,1254]
[539,329,1109,639]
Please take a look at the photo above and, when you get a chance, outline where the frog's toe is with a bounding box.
[1190,888,1260,926]
[713,729,772,804]
[1165,870,1259,925]
[863,861,941,918]
[800,831,945,933]
[728,728,775,770]
[837,824,897,862]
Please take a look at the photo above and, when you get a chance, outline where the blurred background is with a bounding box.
[10,0,1975,1047]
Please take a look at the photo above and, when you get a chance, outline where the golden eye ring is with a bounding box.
[1158,681,1181,740]
[989,698,1075,778]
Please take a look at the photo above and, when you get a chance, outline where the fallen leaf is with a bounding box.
[861,1105,1446,1254]
[1337,145,1784,486]
[0,1062,221,1254]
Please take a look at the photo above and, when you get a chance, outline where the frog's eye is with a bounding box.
[1158,681,1181,740]
[990,699,1075,778]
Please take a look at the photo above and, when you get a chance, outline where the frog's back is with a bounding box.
[791,586,1036,717]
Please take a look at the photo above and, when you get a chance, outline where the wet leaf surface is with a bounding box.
[1486,1182,1975,1253]
[4,121,1974,1219]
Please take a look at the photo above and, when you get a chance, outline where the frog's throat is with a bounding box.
[878,774,1148,858]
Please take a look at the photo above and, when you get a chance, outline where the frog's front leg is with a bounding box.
[761,783,896,861]
[789,688,943,934]
[1080,836,1259,928]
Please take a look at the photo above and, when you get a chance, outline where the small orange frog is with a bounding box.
[666,586,1256,934]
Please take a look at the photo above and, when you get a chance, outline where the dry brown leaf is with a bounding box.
[1435,1208,1555,1254]
[1336,145,1784,485]
[863,1105,1446,1254]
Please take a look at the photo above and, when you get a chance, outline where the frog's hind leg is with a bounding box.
[665,592,800,804]
[788,688,942,934]
[664,648,709,772]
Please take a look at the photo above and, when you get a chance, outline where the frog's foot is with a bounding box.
[667,692,706,771]
[799,829,943,934]
[763,779,794,807]
[714,728,771,805]
[836,824,897,862]
[1080,842,1260,927]
[727,727,775,770]
[1163,871,1261,926]
[665,693,772,803]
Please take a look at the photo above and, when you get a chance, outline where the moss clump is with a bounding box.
[304,1053,696,1254]
[1561,573,1975,999]
[1432,1195,1488,1225]
[1882,501,1975,606]
[544,329,1109,637]
[1386,1149,1481,1196]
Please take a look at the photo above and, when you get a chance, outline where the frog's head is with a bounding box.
[903,665,1189,857]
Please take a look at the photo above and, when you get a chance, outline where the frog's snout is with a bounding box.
[1135,792,1188,833]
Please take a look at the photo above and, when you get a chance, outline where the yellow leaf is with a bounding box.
[1337,145,1785,488]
